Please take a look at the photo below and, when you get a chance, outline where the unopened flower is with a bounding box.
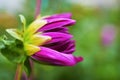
[6,13,83,66]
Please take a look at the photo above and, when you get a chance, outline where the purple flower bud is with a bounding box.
[31,13,83,66]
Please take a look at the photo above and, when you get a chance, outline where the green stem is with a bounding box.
[28,59,34,80]
[14,63,23,80]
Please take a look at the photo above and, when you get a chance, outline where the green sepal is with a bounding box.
[6,29,23,41]
[19,14,26,31]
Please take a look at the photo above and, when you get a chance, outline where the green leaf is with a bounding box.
[0,37,5,49]
[1,39,25,63]
[0,41,5,49]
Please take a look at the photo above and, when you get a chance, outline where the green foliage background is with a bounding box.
[0,0,120,80]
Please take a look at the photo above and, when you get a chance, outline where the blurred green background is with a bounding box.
[0,0,120,80]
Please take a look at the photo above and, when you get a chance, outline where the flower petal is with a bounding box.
[25,19,47,36]
[28,33,51,46]
[31,47,83,66]
[43,27,69,33]
[43,40,75,54]
[43,32,73,43]
[45,13,72,19]
[24,44,40,56]
[38,18,75,32]
[46,18,75,24]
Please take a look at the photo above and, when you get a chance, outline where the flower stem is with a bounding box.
[14,63,23,80]
[28,58,34,80]
[35,0,41,18]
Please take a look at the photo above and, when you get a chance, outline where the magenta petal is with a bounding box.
[46,18,75,24]
[39,18,75,32]
[31,47,83,66]
[43,32,73,43]
[44,27,69,33]
[44,40,75,54]
[45,13,72,19]
[62,40,75,53]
